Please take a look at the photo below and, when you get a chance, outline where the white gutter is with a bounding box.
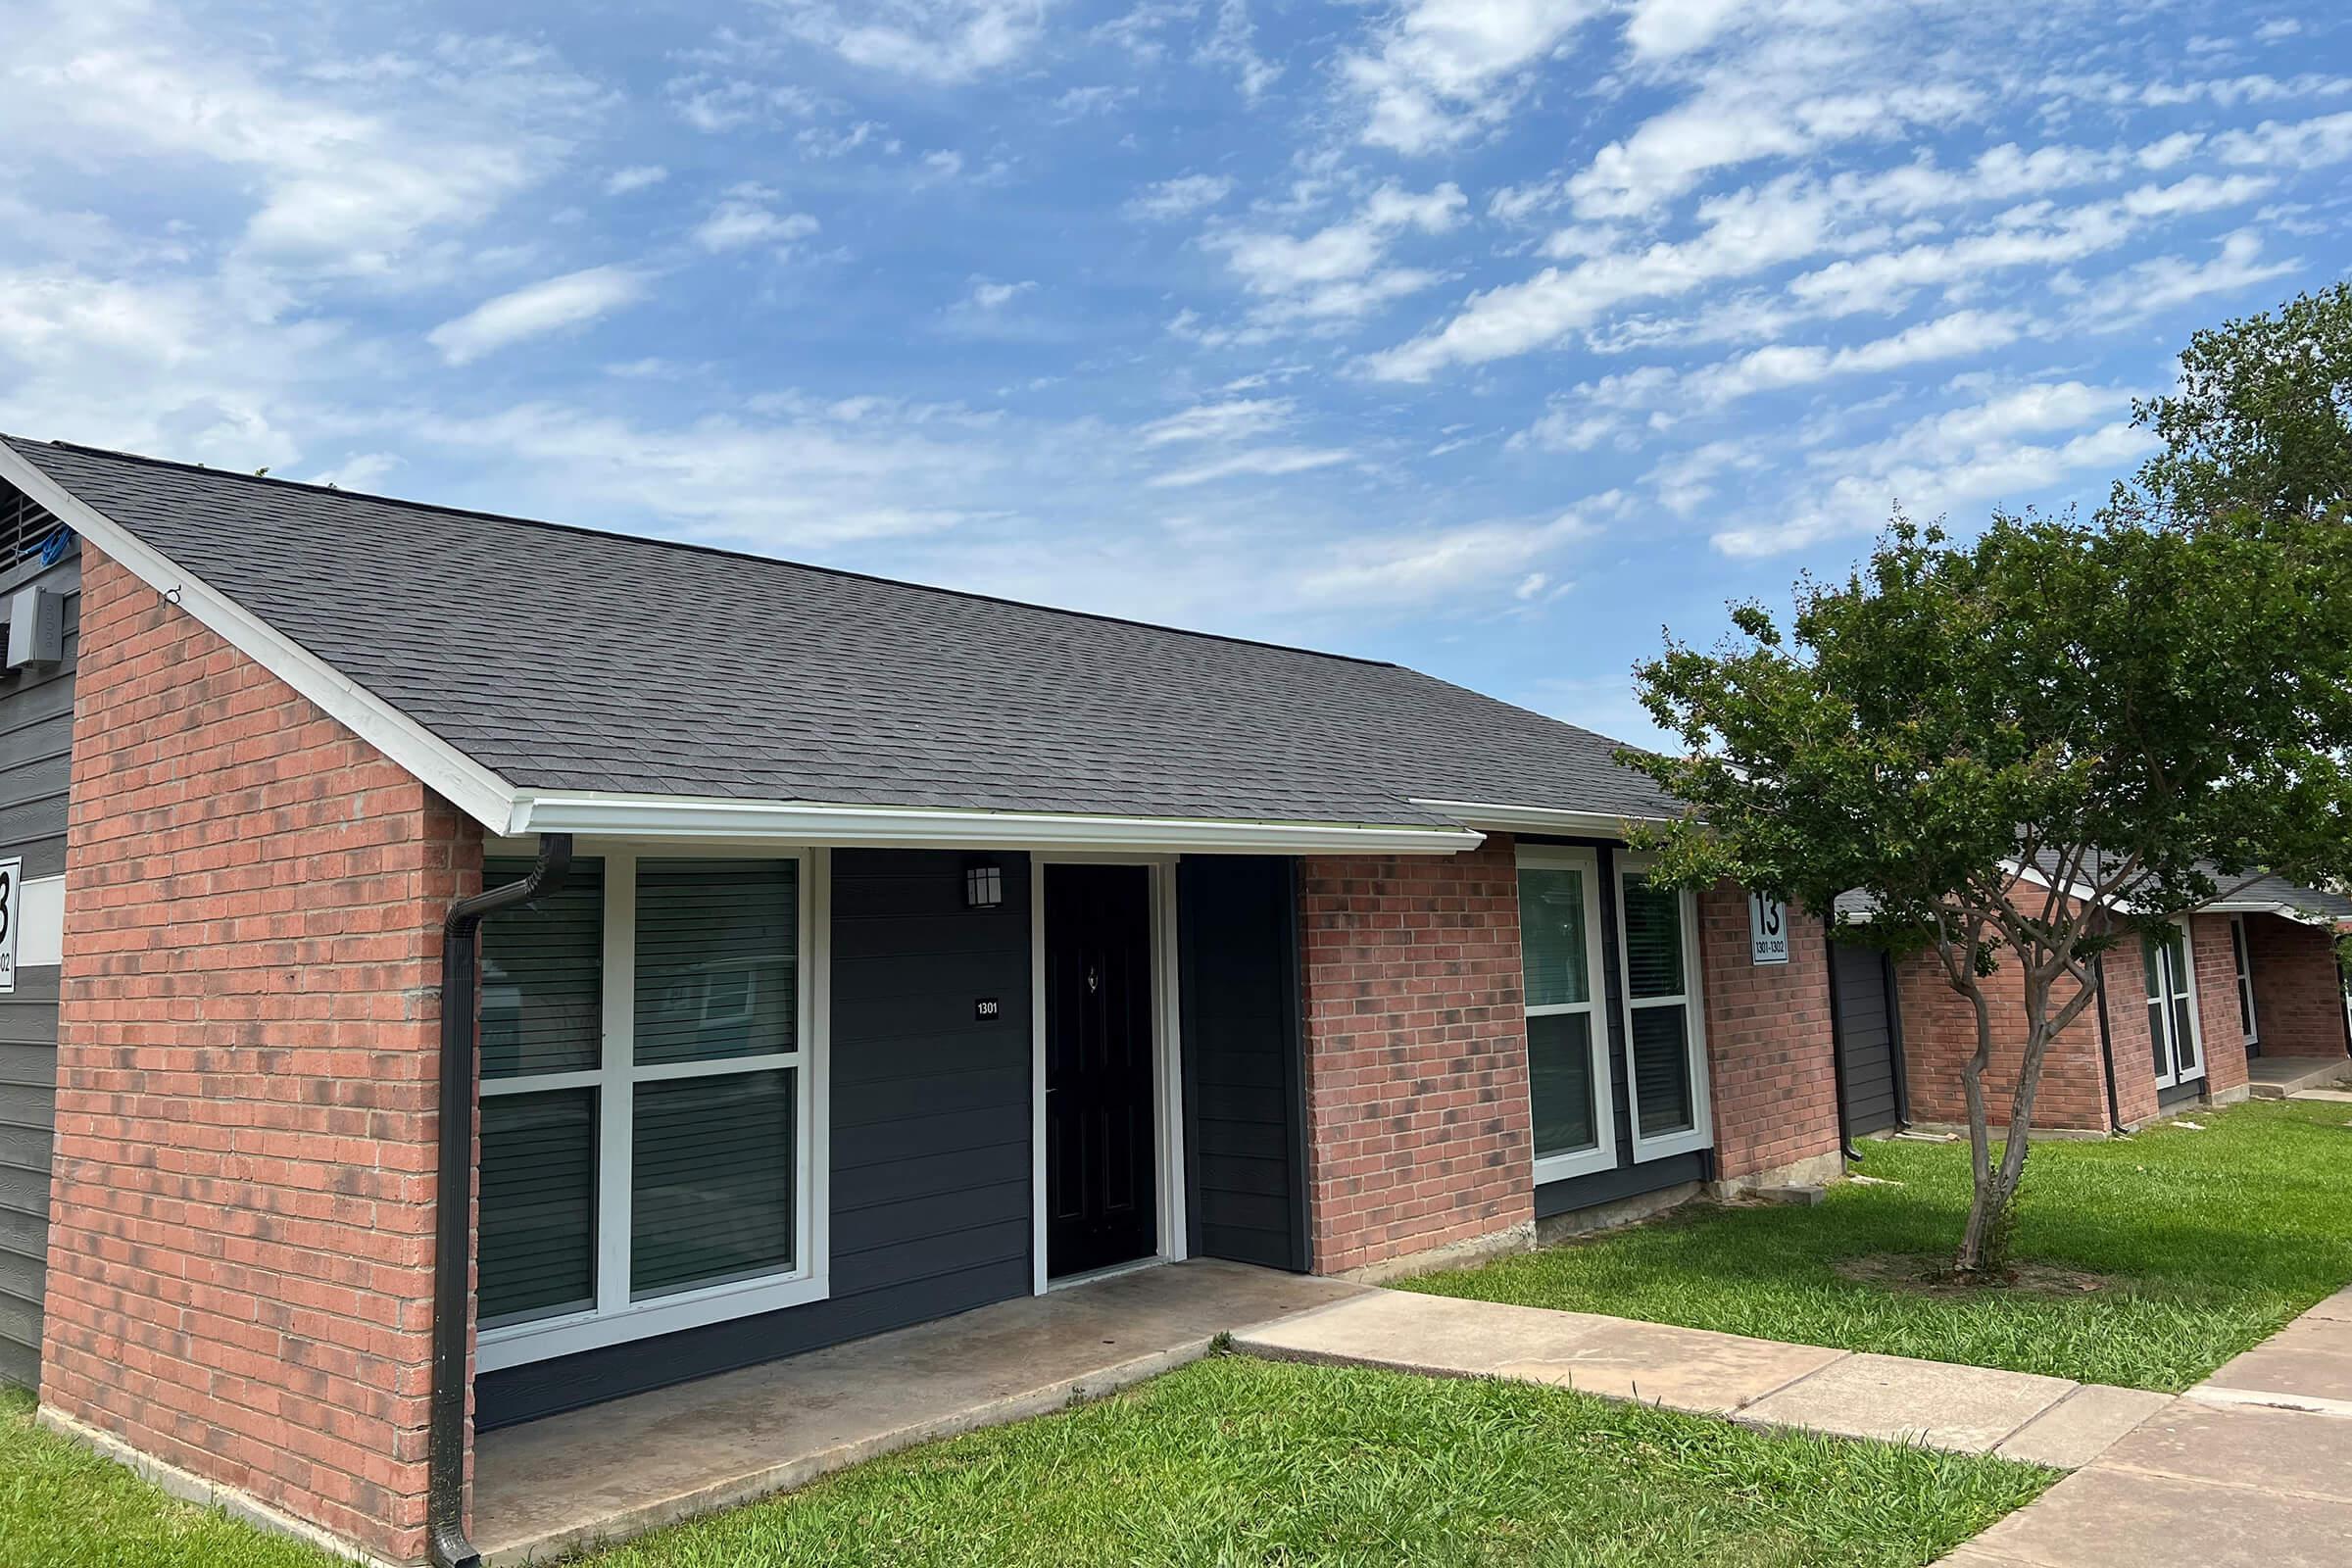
[510,791,1485,855]
[1408,798,1672,839]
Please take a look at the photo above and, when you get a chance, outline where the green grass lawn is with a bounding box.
[1403,1096,2352,1391]
[2,1356,2050,1567]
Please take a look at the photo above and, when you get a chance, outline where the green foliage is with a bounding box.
[2111,282,2352,531]
[1402,1098,2352,1392]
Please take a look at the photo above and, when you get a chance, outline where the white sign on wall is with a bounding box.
[1748,891,1789,965]
[0,858,20,995]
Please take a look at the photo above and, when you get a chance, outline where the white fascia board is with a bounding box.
[510,791,1486,855]
[1408,798,1671,840]
[0,444,519,832]
[2203,899,2342,926]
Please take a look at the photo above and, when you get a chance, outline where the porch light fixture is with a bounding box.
[965,861,1004,909]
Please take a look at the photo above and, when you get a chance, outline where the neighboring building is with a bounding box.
[0,437,1853,1566]
[1844,868,2352,1137]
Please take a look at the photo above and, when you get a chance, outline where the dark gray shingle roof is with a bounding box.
[10,436,1678,828]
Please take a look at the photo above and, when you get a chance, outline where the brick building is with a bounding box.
[0,433,2309,1565]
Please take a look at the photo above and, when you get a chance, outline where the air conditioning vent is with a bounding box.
[0,478,66,565]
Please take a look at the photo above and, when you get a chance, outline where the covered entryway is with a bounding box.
[1829,937,1905,1138]
[1043,863,1161,1279]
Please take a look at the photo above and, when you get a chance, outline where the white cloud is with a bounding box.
[604,165,668,195]
[1689,310,2029,405]
[2077,230,2300,326]
[1297,511,1598,609]
[693,187,821,253]
[1138,398,1295,445]
[1625,0,1747,61]
[1200,0,1281,101]
[1345,0,1606,155]
[2212,111,2352,169]
[1126,173,1235,220]
[427,267,646,365]
[968,277,1036,309]
[1148,446,1352,487]
[1510,367,1678,452]
[1209,182,1466,325]
[2256,20,2303,42]
[772,0,1051,83]
[1365,176,1839,380]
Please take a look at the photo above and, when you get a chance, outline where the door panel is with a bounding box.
[1830,938,1902,1137]
[1045,864,1157,1277]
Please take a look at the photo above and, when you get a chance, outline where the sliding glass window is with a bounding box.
[476,847,826,1370]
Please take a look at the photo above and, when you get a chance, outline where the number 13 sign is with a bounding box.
[1748,891,1788,965]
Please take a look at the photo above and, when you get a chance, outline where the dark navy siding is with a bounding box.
[0,540,74,1391]
[1178,857,1309,1272]
[476,849,1033,1429]
[1830,938,1903,1137]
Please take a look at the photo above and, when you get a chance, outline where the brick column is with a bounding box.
[41,549,480,1564]
[1893,943,2114,1134]
[1697,886,1842,1187]
[2244,914,2350,1058]
[2189,914,2251,1102]
[1296,835,1534,1276]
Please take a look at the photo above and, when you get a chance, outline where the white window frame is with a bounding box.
[1516,845,1618,1184]
[2229,913,2260,1050]
[2145,915,2206,1091]
[1616,854,1714,1163]
[476,840,831,1371]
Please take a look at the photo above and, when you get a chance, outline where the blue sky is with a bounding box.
[2,1,2347,749]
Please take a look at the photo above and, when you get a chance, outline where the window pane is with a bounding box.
[636,859,800,1066]
[1631,1005,1695,1138]
[2173,999,2198,1072]
[1622,874,1687,999]
[479,858,604,1079]
[479,1088,596,1327]
[631,1069,796,1298]
[1518,867,1591,1008]
[1528,1011,1598,1158]
[2148,1000,2171,1077]
[2231,921,2256,1037]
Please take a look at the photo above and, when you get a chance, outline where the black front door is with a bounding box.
[1045,863,1158,1278]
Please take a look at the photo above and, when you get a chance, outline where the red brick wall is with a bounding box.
[41,551,478,1564]
[1697,887,1841,1181]
[1894,931,2113,1134]
[2189,914,2250,1100]
[1296,834,1534,1274]
[2104,941,2160,1130]
[2244,914,2350,1059]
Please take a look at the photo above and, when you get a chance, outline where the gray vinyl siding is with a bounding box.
[476,848,1034,1429]
[1177,857,1309,1272]
[1830,938,1902,1137]
[0,544,76,1390]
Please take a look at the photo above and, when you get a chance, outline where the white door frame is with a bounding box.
[2147,916,2207,1091]
[1030,853,1189,1294]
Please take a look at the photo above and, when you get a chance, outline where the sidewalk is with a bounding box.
[1232,1289,2167,1467]
[1232,1282,2352,1566]
[1948,1285,2352,1567]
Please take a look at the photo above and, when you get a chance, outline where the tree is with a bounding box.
[1620,291,2352,1277]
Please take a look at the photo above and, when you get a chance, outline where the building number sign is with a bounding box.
[1748,891,1788,966]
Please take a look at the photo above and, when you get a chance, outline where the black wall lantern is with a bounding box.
[964,860,1004,909]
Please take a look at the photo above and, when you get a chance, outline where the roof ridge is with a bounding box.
[7,434,1402,670]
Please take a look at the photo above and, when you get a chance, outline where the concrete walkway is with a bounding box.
[472,1260,1368,1564]
[1232,1289,2168,1466]
[1945,1286,2352,1566]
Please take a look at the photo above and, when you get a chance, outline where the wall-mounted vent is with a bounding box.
[0,477,67,565]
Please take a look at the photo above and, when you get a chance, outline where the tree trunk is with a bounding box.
[1956,1169,2018,1275]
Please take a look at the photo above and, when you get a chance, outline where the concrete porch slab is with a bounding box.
[1737,1351,2076,1453]
[471,1259,1369,1565]
[2246,1055,2352,1099]
[1228,1287,1844,1415]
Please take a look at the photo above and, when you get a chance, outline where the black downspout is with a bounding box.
[1823,918,1861,1161]
[428,834,572,1568]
